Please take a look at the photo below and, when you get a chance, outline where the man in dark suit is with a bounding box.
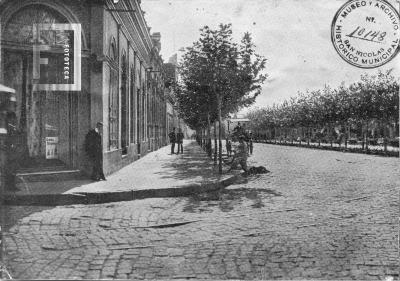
[168,127,176,154]
[248,132,254,155]
[84,122,106,181]
[176,128,184,154]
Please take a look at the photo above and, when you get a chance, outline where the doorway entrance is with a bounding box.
[2,4,77,169]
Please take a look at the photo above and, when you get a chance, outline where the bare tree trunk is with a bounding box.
[217,95,223,174]
[199,128,202,147]
[361,121,365,150]
[203,128,205,149]
[365,120,369,151]
[214,124,217,165]
[318,126,321,147]
[291,128,294,144]
[203,128,206,148]
[299,127,302,146]
[207,113,212,157]
[383,120,388,153]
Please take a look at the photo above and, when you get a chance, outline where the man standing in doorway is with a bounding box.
[168,127,176,154]
[84,122,106,181]
[176,128,184,154]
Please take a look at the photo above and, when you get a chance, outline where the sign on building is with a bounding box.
[45,137,59,159]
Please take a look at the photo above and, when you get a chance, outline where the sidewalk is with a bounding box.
[4,140,241,205]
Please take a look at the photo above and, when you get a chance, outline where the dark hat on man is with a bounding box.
[96,122,103,127]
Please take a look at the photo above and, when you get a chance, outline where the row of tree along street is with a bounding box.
[172,24,399,166]
[246,71,399,156]
[173,24,267,173]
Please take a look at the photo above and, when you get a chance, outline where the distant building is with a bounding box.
[168,53,178,65]
[226,118,250,135]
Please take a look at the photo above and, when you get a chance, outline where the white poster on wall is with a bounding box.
[45,137,58,159]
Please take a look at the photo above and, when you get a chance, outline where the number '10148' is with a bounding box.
[347,26,386,42]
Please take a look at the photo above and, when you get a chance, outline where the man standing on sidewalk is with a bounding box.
[176,128,184,154]
[168,127,176,154]
[84,122,106,181]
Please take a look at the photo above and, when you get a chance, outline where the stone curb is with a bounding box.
[3,173,242,206]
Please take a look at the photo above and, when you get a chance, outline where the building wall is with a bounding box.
[100,0,149,174]
[0,0,172,177]
[99,0,169,175]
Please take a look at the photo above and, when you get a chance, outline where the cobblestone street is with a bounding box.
[3,143,399,279]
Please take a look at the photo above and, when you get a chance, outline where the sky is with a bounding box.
[141,0,400,112]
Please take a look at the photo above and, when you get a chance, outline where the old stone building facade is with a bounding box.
[0,0,168,176]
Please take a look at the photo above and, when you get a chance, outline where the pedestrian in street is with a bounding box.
[84,122,106,181]
[176,128,184,154]
[168,127,176,154]
[226,137,232,157]
[233,122,242,140]
[248,132,254,155]
[228,135,249,174]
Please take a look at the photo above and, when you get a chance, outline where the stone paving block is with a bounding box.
[116,267,131,274]
[208,263,225,275]
[85,270,101,279]
[238,262,252,273]
[192,263,209,274]
[167,248,185,257]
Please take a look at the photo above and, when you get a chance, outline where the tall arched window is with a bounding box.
[108,38,119,150]
[120,53,128,154]
[130,65,135,143]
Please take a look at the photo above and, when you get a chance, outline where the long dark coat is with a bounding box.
[84,129,102,160]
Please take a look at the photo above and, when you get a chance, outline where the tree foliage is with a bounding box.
[176,24,267,129]
[247,70,399,137]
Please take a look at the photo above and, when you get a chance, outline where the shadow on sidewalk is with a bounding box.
[156,141,231,183]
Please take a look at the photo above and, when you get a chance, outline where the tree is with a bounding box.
[246,70,398,152]
[177,24,267,173]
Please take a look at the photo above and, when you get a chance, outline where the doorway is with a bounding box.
[2,5,77,169]
[3,51,76,168]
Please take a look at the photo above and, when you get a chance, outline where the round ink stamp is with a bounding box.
[331,0,400,68]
